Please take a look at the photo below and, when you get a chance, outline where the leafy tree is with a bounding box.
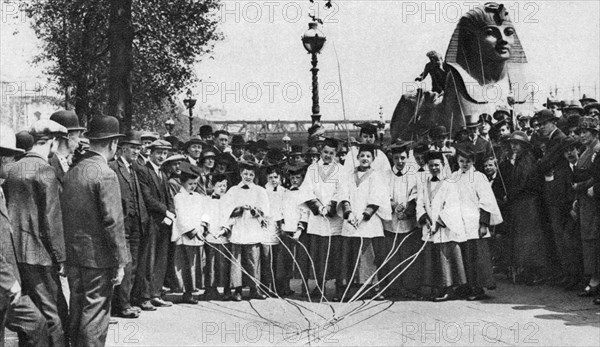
[25,0,222,131]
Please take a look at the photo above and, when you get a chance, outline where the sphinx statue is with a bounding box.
[391,2,533,141]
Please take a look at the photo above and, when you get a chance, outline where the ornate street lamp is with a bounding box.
[183,89,197,136]
[301,22,326,125]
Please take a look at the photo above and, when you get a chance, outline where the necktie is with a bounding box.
[290,187,299,191]
[211,194,220,200]
[395,170,403,177]
[418,167,425,172]
[241,185,250,190]
[431,177,440,182]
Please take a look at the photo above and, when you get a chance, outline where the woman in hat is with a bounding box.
[572,116,600,299]
[454,144,503,300]
[506,131,548,285]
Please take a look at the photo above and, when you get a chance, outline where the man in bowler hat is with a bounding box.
[48,110,86,183]
[61,116,129,346]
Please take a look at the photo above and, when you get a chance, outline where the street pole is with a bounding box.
[311,53,321,125]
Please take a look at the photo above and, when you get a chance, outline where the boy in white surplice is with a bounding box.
[339,144,392,300]
[417,151,467,301]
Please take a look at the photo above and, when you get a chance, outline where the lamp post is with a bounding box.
[301,22,326,125]
[164,118,175,136]
[183,89,197,136]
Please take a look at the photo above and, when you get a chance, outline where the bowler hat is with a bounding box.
[509,131,531,147]
[147,140,172,151]
[0,123,25,156]
[30,119,68,140]
[231,135,245,147]
[50,110,86,132]
[306,147,320,156]
[164,135,181,149]
[256,139,269,150]
[535,109,558,124]
[199,125,213,138]
[290,145,303,156]
[429,125,449,138]
[120,130,143,146]
[15,130,34,152]
[84,116,123,140]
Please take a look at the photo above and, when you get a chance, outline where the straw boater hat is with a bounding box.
[29,119,68,140]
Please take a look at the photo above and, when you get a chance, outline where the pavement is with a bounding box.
[100,277,600,347]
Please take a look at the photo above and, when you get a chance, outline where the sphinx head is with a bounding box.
[460,3,516,64]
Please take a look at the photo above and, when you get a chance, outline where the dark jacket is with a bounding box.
[3,152,66,266]
[109,157,149,235]
[61,151,129,268]
[0,190,20,309]
[537,128,567,175]
[48,154,67,184]
[135,161,174,225]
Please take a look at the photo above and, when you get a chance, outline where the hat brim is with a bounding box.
[0,146,25,156]
[67,126,87,132]
[84,132,124,140]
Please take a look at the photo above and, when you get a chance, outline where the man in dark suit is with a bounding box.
[109,131,150,317]
[461,118,493,171]
[61,116,129,346]
[0,123,49,347]
[48,110,86,184]
[135,140,175,308]
[537,109,568,174]
[4,119,68,346]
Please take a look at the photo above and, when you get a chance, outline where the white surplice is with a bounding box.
[385,165,418,234]
[416,175,466,243]
[222,182,270,245]
[172,188,205,246]
[339,168,392,238]
[300,159,344,236]
[454,167,503,240]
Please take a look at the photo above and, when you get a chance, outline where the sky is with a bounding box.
[2,0,599,122]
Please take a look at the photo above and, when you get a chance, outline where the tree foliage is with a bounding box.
[25,0,222,129]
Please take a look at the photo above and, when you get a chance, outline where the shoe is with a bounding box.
[578,285,600,297]
[182,294,198,305]
[201,288,221,301]
[249,291,268,300]
[150,297,173,307]
[138,300,157,311]
[372,292,385,301]
[467,293,491,301]
[114,308,140,318]
[131,306,142,314]
[432,293,451,302]
[232,292,243,302]
[109,318,118,325]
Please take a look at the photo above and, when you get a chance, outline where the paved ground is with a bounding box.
[100,277,600,346]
